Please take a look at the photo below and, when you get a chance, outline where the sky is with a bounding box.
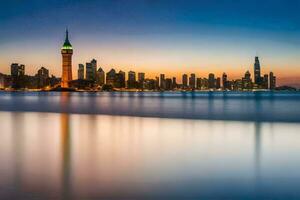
[0,0,300,86]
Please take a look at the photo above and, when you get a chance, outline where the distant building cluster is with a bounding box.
[0,64,60,90]
[71,56,276,91]
[0,30,278,91]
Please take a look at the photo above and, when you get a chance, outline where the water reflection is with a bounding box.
[0,92,300,122]
[0,112,300,199]
[61,113,72,200]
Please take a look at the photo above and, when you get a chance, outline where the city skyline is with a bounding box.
[1,1,300,86]
[0,30,279,91]
[0,31,289,88]
[2,34,278,91]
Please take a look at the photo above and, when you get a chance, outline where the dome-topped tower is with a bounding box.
[61,29,73,88]
[62,29,72,50]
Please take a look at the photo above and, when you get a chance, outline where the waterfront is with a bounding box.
[0,92,300,199]
[0,91,300,122]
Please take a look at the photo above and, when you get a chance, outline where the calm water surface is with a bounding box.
[0,92,300,199]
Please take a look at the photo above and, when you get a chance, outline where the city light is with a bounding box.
[0,30,283,92]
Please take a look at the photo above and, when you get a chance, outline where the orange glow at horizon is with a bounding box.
[1,36,300,86]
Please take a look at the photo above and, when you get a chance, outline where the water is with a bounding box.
[1,91,300,122]
[0,91,300,199]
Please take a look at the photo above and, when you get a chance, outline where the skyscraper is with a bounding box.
[115,70,126,88]
[11,63,25,77]
[196,78,202,89]
[208,73,215,89]
[263,74,269,89]
[61,30,73,88]
[11,63,25,89]
[96,67,105,86]
[127,71,136,89]
[189,73,196,89]
[202,78,209,89]
[165,78,173,90]
[78,64,84,80]
[172,77,177,88]
[36,67,49,88]
[242,70,252,90]
[138,72,145,89]
[106,69,116,86]
[86,62,93,81]
[155,77,159,89]
[160,74,165,89]
[91,59,97,81]
[138,73,145,83]
[216,77,221,89]
[86,59,97,81]
[222,73,227,90]
[269,72,276,90]
[182,74,188,88]
[254,56,261,86]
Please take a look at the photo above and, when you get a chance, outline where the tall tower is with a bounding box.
[254,56,261,85]
[61,30,73,88]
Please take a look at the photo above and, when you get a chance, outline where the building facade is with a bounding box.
[96,67,105,86]
[78,64,84,80]
[189,73,196,89]
[61,30,73,88]
[127,71,136,89]
[254,56,261,86]
[269,72,276,90]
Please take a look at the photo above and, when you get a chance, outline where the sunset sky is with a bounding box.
[0,0,300,86]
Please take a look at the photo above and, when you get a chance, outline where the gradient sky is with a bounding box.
[0,0,300,86]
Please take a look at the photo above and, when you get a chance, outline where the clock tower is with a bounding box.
[61,30,73,88]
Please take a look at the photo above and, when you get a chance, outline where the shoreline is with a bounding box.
[0,88,299,92]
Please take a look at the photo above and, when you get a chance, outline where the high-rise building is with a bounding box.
[196,78,202,89]
[138,73,145,83]
[138,72,145,89]
[86,62,93,81]
[11,63,25,77]
[159,74,165,89]
[242,70,252,90]
[86,59,97,81]
[127,71,136,89]
[0,74,4,89]
[0,73,6,89]
[155,77,159,89]
[208,73,215,89]
[172,77,177,88]
[11,63,25,89]
[165,78,173,90]
[269,72,276,90]
[11,63,18,77]
[96,67,105,86]
[222,73,228,90]
[106,69,116,86]
[182,74,188,88]
[202,78,208,89]
[115,70,125,88]
[216,77,221,89]
[263,74,269,89]
[78,64,84,80]
[254,56,261,86]
[36,67,49,88]
[91,59,97,81]
[61,29,73,88]
[189,73,196,89]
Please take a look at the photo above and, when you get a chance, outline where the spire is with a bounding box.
[62,29,72,50]
[65,29,69,43]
